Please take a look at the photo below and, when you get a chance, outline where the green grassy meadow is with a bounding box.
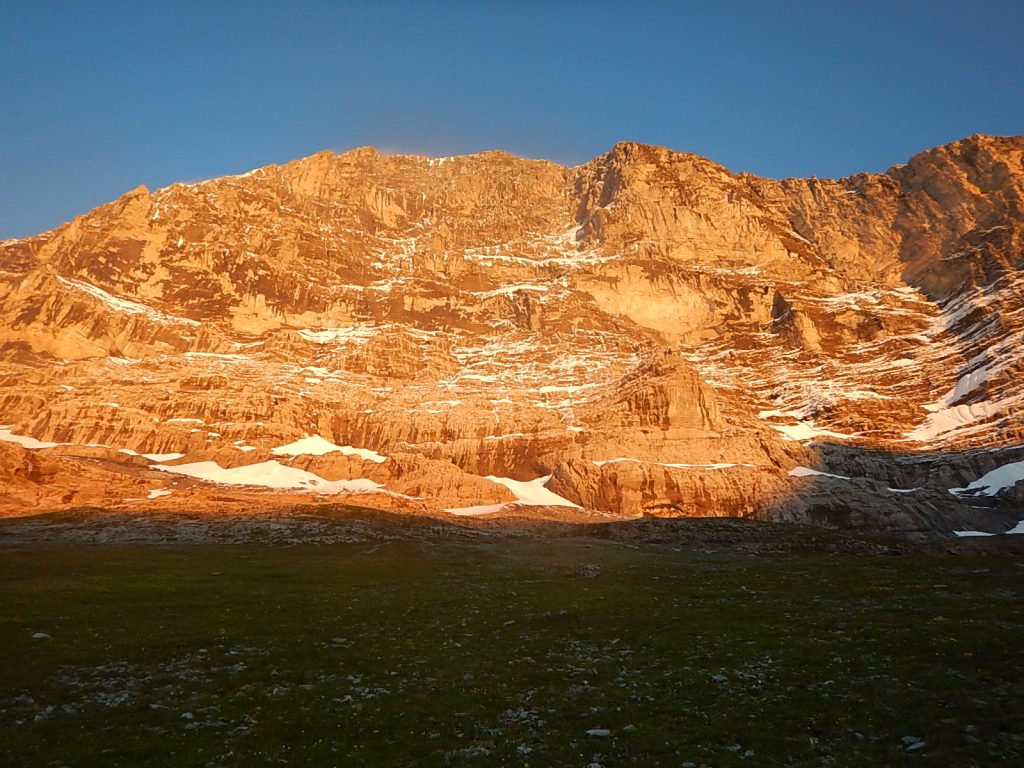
[1,534,1022,767]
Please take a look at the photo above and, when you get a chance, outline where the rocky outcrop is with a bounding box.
[582,350,723,432]
[547,459,784,519]
[0,442,153,510]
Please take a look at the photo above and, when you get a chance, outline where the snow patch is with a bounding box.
[954,520,1024,537]
[271,435,345,456]
[271,435,388,463]
[906,396,1017,442]
[485,475,581,508]
[144,452,186,462]
[296,326,381,344]
[444,504,508,516]
[788,466,852,481]
[950,459,1024,497]
[771,422,853,441]
[153,459,383,492]
[153,460,322,489]
[0,427,62,450]
[759,409,805,420]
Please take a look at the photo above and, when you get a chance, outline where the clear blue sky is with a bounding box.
[2,1,1022,238]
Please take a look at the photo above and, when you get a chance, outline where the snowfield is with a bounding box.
[153,460,383,493]
[271,435,388,463]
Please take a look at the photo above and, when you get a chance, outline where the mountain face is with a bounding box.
[1,135,1022,537]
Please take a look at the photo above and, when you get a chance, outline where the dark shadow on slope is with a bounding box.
[3,500,1024,556]
[753,438,1023,540]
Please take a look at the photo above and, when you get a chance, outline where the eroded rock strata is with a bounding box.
[1,135,1022,537]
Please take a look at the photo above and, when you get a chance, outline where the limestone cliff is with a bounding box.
[1,135,1022,537]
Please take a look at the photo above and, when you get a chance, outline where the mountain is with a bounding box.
[1,135,1022,537]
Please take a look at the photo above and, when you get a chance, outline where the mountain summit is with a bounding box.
[1,135,1022,537]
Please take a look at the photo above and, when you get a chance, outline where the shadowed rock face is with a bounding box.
[1,135,1023,538]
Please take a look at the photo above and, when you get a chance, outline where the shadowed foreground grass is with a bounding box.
[1,538,1022,767]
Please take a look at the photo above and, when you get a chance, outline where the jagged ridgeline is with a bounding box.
[1,135,1022,537]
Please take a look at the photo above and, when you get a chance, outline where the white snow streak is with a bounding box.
[593,458,743,470]
[788,466,852,480]
[56,276,200,326]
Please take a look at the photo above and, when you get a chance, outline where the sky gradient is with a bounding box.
[2,1,1023,238]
